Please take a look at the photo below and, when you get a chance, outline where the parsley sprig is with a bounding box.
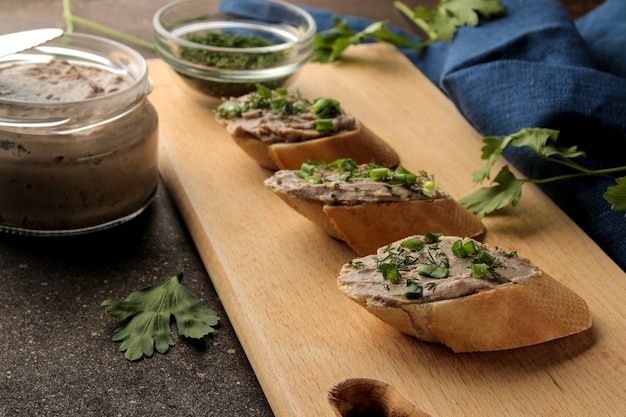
[460,127,626,218]
[394,0,505,49]
[312,0,504,63]
[312,18,422,63]
[102,272,220,361]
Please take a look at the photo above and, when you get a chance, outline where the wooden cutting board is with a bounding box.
[148,44,626,417]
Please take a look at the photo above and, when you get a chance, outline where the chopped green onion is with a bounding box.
[422,180,438,198]
[418,264,450,279]
[315,119,335,131]
[477,251,496,266]
[452,239,479,258]
[471,263,489,279]
[401,237,425,251]
[312,98,342,118]
[404,282,423,299]
[217,100,240,114]
[298,162,315,176]
[423,232,442,243]
[370,167,391,182]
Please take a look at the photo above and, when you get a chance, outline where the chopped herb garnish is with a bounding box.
[451,238,510,282]
[312,98,342,118]
[215,86,349,132]
[315,119,335,131]
[452,238,479,258]
[292,159,440,199]
[370,167,392,182]
[404,281,423,299]
[423,232,442,243]
[379,262,402,284]
[418,264,450,279]
[471,263,489,279]
[181,32,281,69]
[401,237,426,251]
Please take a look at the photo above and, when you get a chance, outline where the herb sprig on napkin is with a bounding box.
[312,0,505,62]
[460,128,626,217]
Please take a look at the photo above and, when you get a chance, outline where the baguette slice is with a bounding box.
[215,88,399,170]
[338,235,592,352]
[264,161,484,255]
[228,119,400,170]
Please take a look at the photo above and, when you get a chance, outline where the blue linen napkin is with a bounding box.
[304,0,626,272]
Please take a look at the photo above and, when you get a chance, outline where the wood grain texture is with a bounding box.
[149,44,626,417]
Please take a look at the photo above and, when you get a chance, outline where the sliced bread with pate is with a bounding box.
[337,233,592,352]
[264,159,484,255]
[214,85,399,170]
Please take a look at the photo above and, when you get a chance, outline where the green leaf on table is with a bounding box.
[102,272,219,361]
[604,177,626,214]
[460,165,524,219]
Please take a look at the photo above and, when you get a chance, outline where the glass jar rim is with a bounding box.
[0,32,152,131]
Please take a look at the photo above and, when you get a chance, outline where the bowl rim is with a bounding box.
[152,0,317,53]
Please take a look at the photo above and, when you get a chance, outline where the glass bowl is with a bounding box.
[153,0,316,103]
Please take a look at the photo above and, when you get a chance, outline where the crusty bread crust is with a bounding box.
[267,187,484,255]
[226,121,400,170]
[269,122,400,170]
[338,237,592,352]
[324,198,484,256]
[229,129,278,169]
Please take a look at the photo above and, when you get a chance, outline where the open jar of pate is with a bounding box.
[0,33,159,236]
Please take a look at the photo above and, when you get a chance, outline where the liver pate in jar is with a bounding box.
[0,33,158,235]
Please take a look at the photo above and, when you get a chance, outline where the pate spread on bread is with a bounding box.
[215,85,399,170]
[264,159,484,255]
[338,234,592,352]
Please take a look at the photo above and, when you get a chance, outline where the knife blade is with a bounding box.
[0,28,64,59]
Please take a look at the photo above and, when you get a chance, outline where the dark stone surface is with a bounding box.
[0,180,274,417]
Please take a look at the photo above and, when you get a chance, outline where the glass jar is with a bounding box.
[0,33,159,236]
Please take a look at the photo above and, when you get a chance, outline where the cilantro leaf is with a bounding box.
[395,0,505,45]
[472,134,511,182]
[461,127,626,218]
[312,18,419,63]
[102,272,219,361]
[460,165,524,218]
[506,127,586,165]
[604,177,626,214]
[311,0,505,63]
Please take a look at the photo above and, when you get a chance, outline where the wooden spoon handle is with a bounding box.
[328,378,433,417]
